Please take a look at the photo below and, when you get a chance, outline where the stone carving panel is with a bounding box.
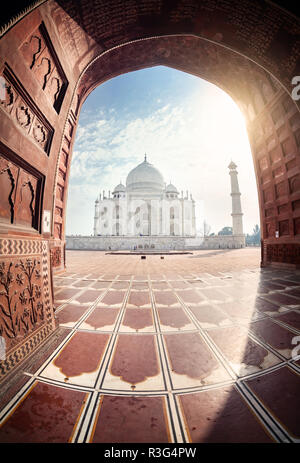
[14,173,37,228]
[54,222,62,240]
[275,181,288,199]
[20,22,68,113]
[0,258,44,350]
[0,239,56,381]
[279,219,289,236]
[50,246,61,268]
[0,66,53,155]
[266,221,275,238]
[263,188,273,203]
[0,158,18,224]
[0,144,44,231]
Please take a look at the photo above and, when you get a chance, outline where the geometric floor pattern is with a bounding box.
[0,249,300,443]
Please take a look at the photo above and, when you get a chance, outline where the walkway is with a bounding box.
[0,249,299,443]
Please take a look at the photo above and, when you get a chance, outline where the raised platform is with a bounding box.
[106,250,193,255]
[66,234,245,251]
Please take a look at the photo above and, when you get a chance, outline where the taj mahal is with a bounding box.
[66,154,245,251]
[93,154,196,238]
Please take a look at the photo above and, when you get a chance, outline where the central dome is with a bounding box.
[126,155,164,192]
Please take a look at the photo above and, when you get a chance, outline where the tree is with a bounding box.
[246,224,261,246]
[252,224,261,245]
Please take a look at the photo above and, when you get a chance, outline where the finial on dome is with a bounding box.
[144,153,147,162]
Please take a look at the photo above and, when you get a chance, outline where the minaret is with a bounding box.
[228,161,244,235]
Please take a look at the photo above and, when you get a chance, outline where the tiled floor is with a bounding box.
[0,248,300,443]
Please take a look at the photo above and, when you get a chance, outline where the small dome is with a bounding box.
[113,183,126,193]
[126,155,164,192]
[166,183,178,194]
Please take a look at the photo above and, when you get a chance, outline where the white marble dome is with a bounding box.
[166,183,178,194]
[126,156,164,191]
[113,183,126,193]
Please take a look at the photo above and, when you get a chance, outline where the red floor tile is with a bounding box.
[164,332,230,384]
[207,326,280,374]
[110,335,160,385]
[199,288,228,301]
[154,291,179,306]
[73,290,103,304]
[55,288,81,301]
[53,332,109,378]
[90,395,170,443]
[273,279,300,287]
[169,281,190,289]
[82,308,120,329]
[57,304,88,325]
[121,308,154,330]
[285,288,300,298]
[249,318,297,358]
[178,386,273,443]
[253,298,281,313]
[264,293,299,306]
[72,280,93,288]
[189,304,231,327]
[0,382,87,443]
[127,291,151,308]
[131,282,149,291]
[101,290,126,306]
[245,366,300,438]
[176,290,205,305]
[273,311,300,331]
[111,281,130,290]
[218,300,259,321]
[151,282,169,290]
[91,281,111,289]
[157,307,192,329]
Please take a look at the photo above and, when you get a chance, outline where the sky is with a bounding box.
[66,65,260,236]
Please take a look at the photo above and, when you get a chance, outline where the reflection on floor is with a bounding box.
[0,249,299,443]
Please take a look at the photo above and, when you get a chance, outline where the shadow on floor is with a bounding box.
[188,249,237,258]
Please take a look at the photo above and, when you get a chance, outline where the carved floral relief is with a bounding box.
[0,258,44,352]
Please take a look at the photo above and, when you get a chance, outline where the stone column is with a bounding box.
[228,161,244,235]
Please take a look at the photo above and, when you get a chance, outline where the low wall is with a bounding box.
[201,234,246,249]
[66,235,245,251]
[66,236,188,251]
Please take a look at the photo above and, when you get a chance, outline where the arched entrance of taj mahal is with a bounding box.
[0,0,299,443]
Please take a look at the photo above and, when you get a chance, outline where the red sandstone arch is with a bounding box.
[0,0,299,378]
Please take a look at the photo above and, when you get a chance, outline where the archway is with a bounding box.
[0,0,299,401]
